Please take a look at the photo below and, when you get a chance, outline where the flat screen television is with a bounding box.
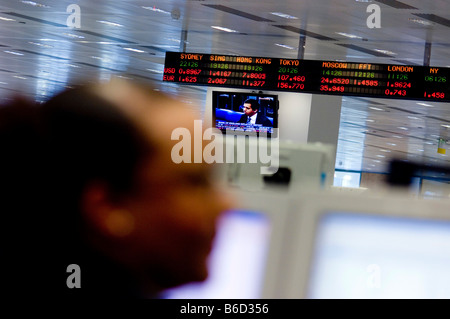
[212,91,278,137]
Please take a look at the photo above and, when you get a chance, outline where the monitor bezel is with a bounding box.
[212,90,279,138]
[161,188,291,299]
[281,190,450,298]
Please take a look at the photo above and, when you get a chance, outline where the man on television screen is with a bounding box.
[237,99,273,127]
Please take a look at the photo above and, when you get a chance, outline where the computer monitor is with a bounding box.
[281,190,450,299]
[212,91,278,137]
[161,188,291,299]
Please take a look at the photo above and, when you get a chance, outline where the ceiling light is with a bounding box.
[4,50,24,56]
[114,75,133,80]
[442,125,450,128]
[369,106,384,111]
[97,20,123,27]
[374,49,397,55]
[151,45,180,50]
[376,155,385,158]
[417,149,425,152]
[63,33,85,39]
[407,116,419,120]
[387,143,397,146]
[91,56,113,63]
[275,43,296,50]
[123,48,145,53]
[141,6,171,14]
[78,41,116,45]
[409,18,433,26]
[13,75,27,80]
[29,42,53,48]
[398,127,408,130]
[270,12,298,19]
[0,81,7,85]
[147,69,163,74]
[380,149,391,153]
[336,32,363,39]
[211,26,238,33]
[393,135,403,139]
[38,38,62,42]
[425,142,434,145]
[21,1,50,8]
[417,102,433,107]
[166,38,190,44]
[0,16,16,21]
[366,119,374,122]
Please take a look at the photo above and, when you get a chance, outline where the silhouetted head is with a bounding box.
[0,79,231,297]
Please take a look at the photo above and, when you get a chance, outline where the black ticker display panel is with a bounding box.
[163,51,450,102]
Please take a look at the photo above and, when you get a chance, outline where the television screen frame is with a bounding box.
[212,90,279,138]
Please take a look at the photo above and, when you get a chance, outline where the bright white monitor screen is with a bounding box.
[163,209,271,299]
[308,212,450,299]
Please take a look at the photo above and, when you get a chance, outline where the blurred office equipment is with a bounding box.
[164,185,450,299]
[387,159,450,187]
[281,190,450,299]
[217,138,335,192]
[387,159,450,198]
[161,189,291,299]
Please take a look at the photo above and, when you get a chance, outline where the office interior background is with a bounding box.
[1,0,450,299]
[0,0,449,195]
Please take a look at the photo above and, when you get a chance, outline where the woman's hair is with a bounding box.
[0,85,151,294]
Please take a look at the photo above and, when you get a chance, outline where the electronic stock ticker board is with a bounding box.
[163,51,450,102]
